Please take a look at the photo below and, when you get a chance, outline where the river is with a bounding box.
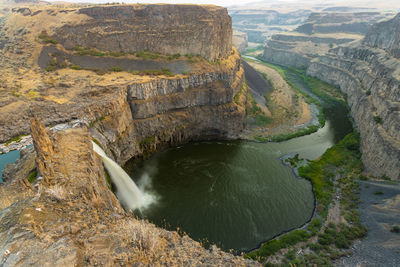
[125,62,353,252]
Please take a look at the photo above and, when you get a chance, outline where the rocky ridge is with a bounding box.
[307,14,400,180]
[0,4,246,166]
[0,118,258,266]
[263,12,394,68]
[55,5,232,61]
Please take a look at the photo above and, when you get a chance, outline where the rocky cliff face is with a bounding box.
[307,14,400,180]
[89,50,246,165]
[233,30,248,52]
[0,119,258,266]
[263,12,394,68]
[0,4,246,163]
[55,5,232,61]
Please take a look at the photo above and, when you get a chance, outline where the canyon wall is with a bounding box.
[263,12,393,68]
[307,14,400,180]
[55,5,232,61]
[89,51,246,165]
[0,4,255,265]
[0,119,257,266]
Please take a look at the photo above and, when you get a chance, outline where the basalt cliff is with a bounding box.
[263,12,393,68]
[307,14,400,180]
[0,4,256,266]
[0,4,246,165]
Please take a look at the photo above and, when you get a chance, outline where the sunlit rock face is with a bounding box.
[307,13,400,180]
[55,4,232,61]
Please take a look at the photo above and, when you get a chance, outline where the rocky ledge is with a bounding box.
[307,13,400,180]
[0,118,258,266]
[54,4,232,61]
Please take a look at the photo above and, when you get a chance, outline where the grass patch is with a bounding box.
[139,136,155,147]
[246,230,310,261]
[27,170,37,183]
[109,67,124,72]
[70,65,83,70]
[374,190,384,195]
[5,134,25,145]
[38,34,58,44]
[244,44,264,54]
[89,116,106,128]
[299,132,362,218]
[246,93,272,127]
[391,225,400,233]
[373,115,383,124]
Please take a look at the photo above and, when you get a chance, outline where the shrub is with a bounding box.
[27,170,37,183]
[308,217,323,234]
[71,65,82,70]
[391,225,400,233]
[374,190,383,195]
[373,115,382,124]
[335,232,351,248]
[109,67,123,72]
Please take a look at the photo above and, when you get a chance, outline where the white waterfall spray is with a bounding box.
[92,141,155,211]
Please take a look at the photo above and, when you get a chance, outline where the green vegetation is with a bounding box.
[244,44,264,54]
[167,53,181,60]
[5,134,25,145]
[104,168,112,189]
[391,225,400,233]
[89,116,106,128]
[246,230,311,261]
[247,131,366,265]
[71,64,83,70]
[374,190,384,195]
[233,81,245,105]
[27,170,37,183]
[299,132,362,218]
[136,51,160,60]
[135,68,175,77]
[109,67,124,72]
[246,93,272,127]
[255,125,319,142]
[374,115,383,124]
[139,136,155,147]
[38,34,58,44]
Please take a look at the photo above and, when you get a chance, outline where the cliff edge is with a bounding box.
[307,14,400,180]
[0,118,258,266]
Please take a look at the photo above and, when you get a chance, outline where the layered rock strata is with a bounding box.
[0,119,258,266]
[307,14,400,180]
[263,12,393,68]
[55,5,232,61]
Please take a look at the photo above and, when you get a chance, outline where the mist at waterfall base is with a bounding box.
[123,96,352,252]
[91,142,157,211]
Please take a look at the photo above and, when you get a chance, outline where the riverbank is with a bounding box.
[242,56,347,143]
[246,132,368,266]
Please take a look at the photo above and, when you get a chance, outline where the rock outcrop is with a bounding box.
[0,119,258,266]
[263,12,394,68]
[307,14,400,180]
[233,30,248,52]
[0,4,246,165]
[55,5,232,61]
[89,50,246,165]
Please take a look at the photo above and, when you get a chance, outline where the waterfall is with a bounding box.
[92,141,151,211]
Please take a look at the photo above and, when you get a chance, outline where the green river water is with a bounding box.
[126,66,353,252]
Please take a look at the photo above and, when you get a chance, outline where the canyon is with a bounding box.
[307,14,400,180]
[258,11,400,180]
[0,3,256,265]
[0,1,399,266]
